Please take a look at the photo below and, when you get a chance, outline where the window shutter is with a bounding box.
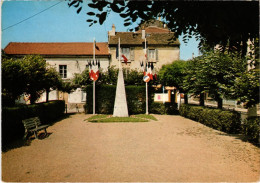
[116,46,119,59]
[130,47,134,61]
[156,49,158,61]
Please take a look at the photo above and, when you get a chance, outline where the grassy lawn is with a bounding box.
[85,114,109,121]
[86,114,157,123]
[134,114,158,121]
[89,117,148,123]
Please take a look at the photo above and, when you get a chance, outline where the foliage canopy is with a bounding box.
[68,1,259,56]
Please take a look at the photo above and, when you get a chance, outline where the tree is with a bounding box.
[123,69,145,86]
[234,69,259,114]
[72,66,149,87]
[2,55,63,105]
[2,57,27,106]
[21,55,52,104]
[68,1,259,57]
[183,56,207,106]
[42,67,62,102]
[158,60,188,103]
[184,50,246,108]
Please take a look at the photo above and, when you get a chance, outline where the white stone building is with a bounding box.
[4,42,110,112]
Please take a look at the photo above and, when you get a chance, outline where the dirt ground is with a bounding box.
[2,113,260,182]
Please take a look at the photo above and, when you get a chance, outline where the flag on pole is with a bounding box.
[89,60,99,81]
[154,73,157,80]
[94,40,100,51]
[121,54,128,65]
[140,61,146,76]
[147,63,153,80]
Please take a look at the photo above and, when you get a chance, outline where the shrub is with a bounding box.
[85,85,146,114]
[242,117,260,143]
[150,102,179,115]
[126,85,146,114]
[2,100,65,146]
[84,85,178,115]
[179,104,241,133]
[84,85,116,114]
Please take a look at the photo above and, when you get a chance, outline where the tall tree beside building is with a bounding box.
[158,60,188,103]
[183,50,247,109]
[2,55,63,105]
[2,57,27,106]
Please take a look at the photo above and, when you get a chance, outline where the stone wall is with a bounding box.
[109,46,180,71]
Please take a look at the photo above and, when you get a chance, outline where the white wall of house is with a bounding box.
[45,57,110,79]
[68,88,86,103]
[37,90,58,103]
[37,56,109,110]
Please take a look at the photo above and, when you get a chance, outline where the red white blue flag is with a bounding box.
[88,60,100,81]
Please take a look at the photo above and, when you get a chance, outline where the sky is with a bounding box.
[1,0,199,60]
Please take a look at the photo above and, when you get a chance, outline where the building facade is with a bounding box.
[3,20,180,111]
[4,42,110,111]
[108,20,180,71]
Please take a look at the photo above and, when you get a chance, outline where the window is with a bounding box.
[121,47,130,60]
[59,65,67,78]
[81,90,86,102]
[148,49,156,60]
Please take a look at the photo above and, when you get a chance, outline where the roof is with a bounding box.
[136,26,171,33]
[4,42,109,56]
[108,32,180,46]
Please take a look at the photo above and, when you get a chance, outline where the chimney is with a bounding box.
[142,26,145,39]
[109,24,116,36]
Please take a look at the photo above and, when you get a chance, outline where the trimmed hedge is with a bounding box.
[242,117,260,143]
[2,100,65,145]
[84,85,178,115]
[179,104,241,133]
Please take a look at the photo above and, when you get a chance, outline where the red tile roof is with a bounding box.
[4,42,109,56]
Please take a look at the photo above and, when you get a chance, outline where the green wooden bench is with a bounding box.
[22,117,49,139]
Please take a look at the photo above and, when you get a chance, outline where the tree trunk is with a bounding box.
[30,92,37,104]
[248,105,257,117]
[184,93,188,104]
[241,37,248,58]
[173,89,177,104]
[199,93,205,106]
[46,88,50,102]
[217,98,223,109]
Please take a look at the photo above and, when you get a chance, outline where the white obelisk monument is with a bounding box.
[113,38,129,117]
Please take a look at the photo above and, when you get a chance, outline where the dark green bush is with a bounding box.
[2,100,65,145]
[84,85,178,115]
[242,117,260,143]
[179,104,241,133]
[126,85,146,114]
[150,102,179,115]
[85,85,146,114]
[84,85,116,114]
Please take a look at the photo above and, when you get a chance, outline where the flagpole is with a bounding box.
[93,38,95,115]
[145,38,148,114]
[119,37,121,69]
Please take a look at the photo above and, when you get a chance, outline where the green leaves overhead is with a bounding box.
[87,12,96,16]
[110,3,123,13]
[67,0,83,13]
[99,12,107,25]
[69,0,258,57]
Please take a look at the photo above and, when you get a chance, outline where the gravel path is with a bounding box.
[2,113,260,182]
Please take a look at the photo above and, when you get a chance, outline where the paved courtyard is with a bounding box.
[2,113,260,182]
